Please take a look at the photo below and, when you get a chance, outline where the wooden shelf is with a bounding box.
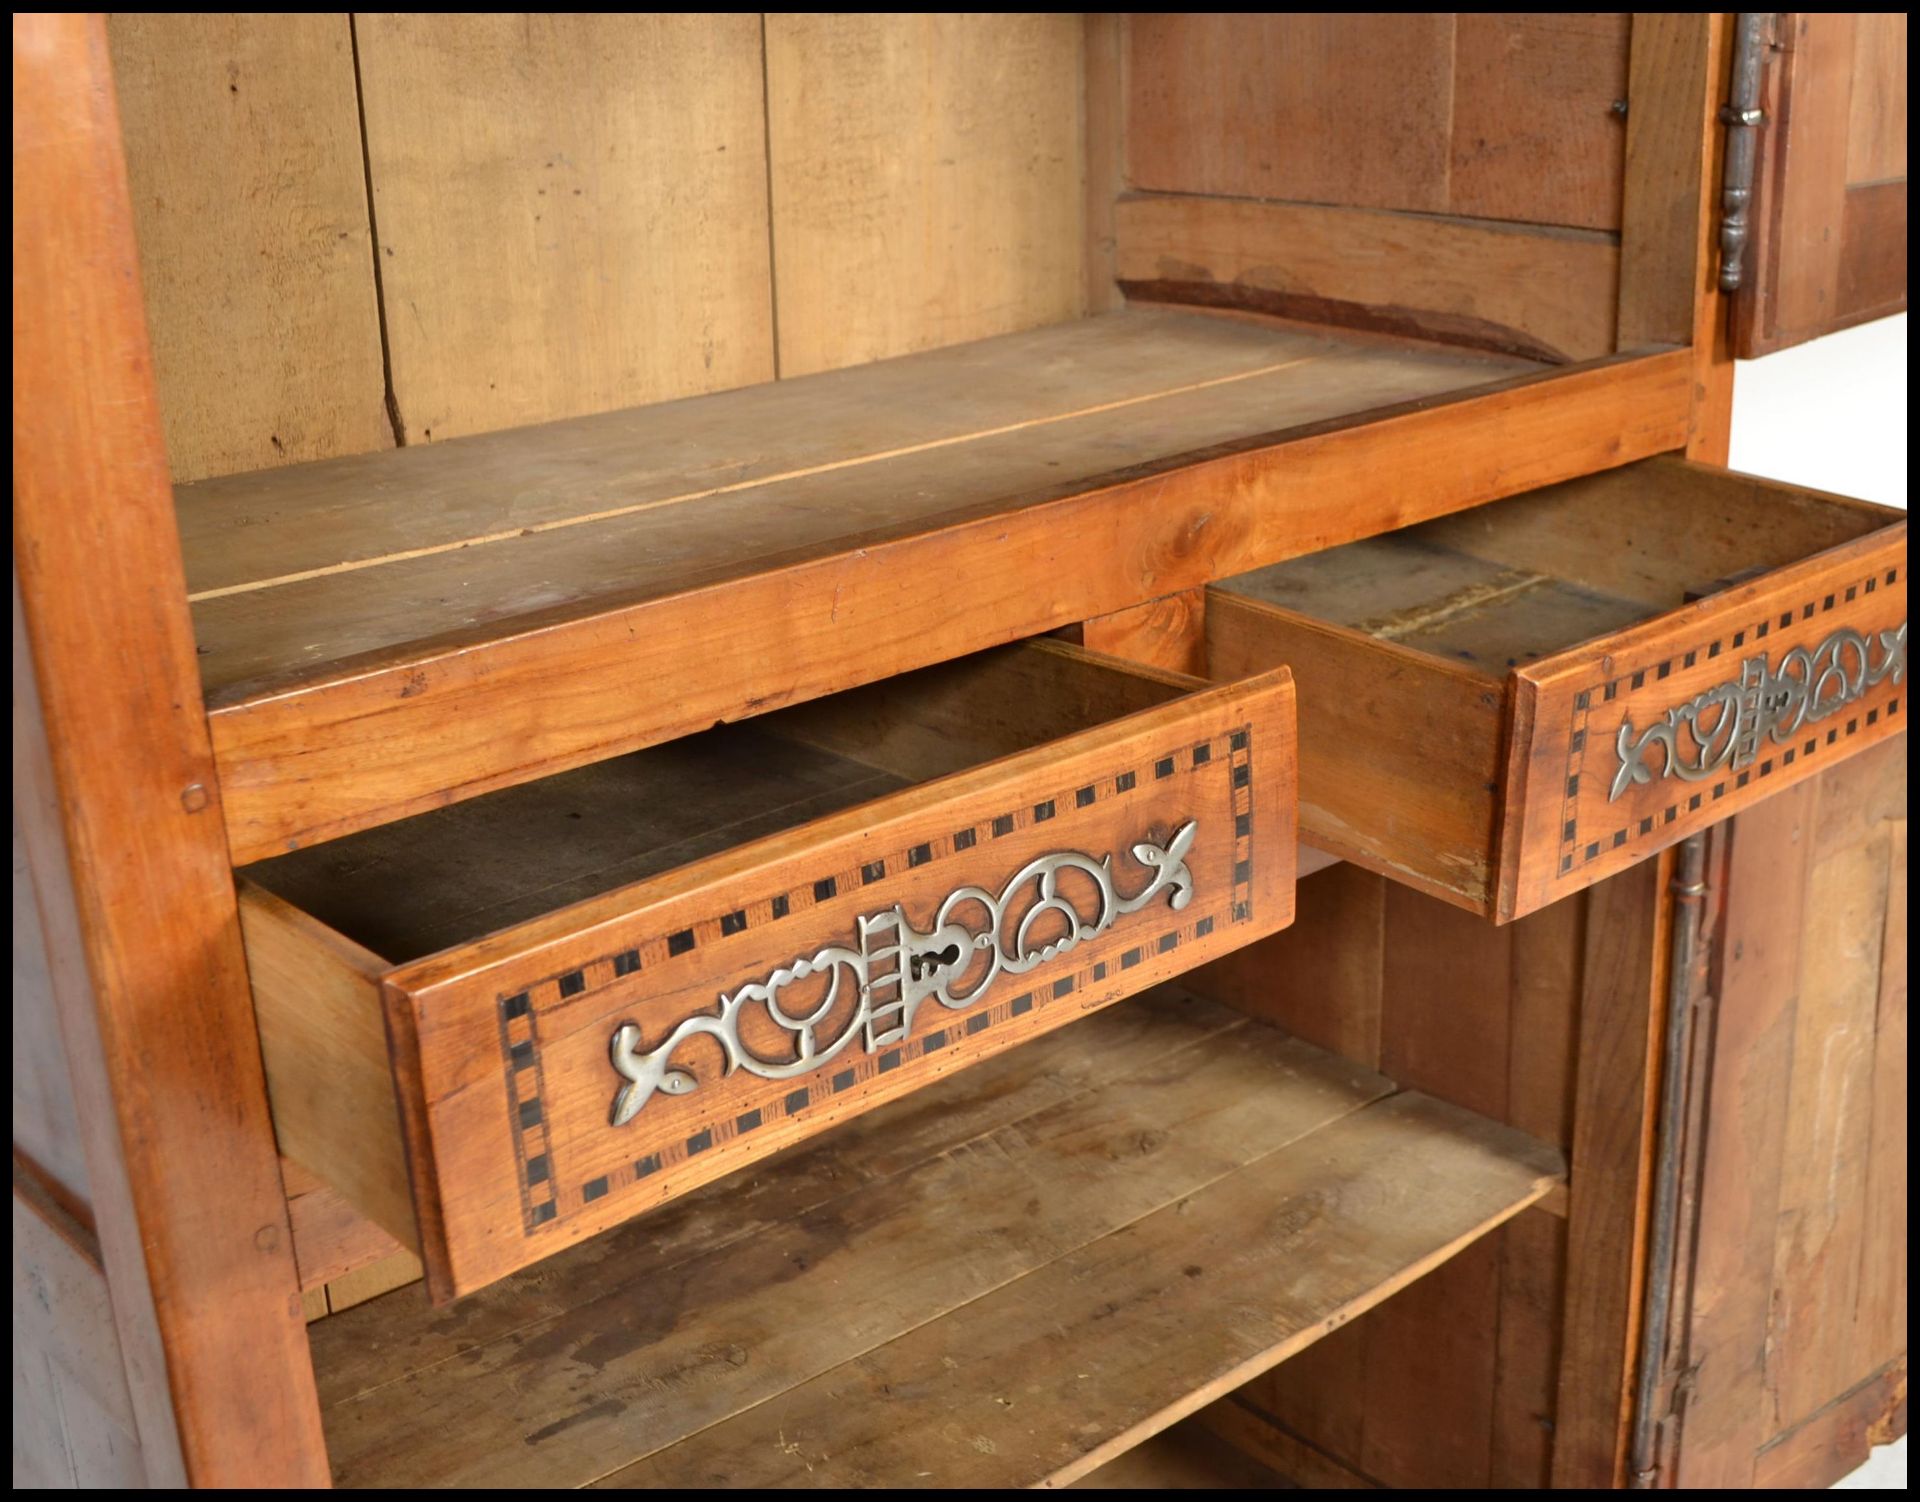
[177,307,1693,863]
[308,985,1561,1489]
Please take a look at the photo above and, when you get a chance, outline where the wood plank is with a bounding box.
[354,14,774,442]
[1070,1418,1288,1490]
[181,312,1476,626]
[238,887,416,1250]
[1616,14,1717,350]
[1861,813,1907,1377]
[1189,862,1385,1065]
[107,14,388,481]
[1491,1211,1570,1487]
[1552,855,1669,1488]
[1194,1396,1379,1488]
[12,15,327,1484]
[285,1175,407,1293]
[311,990,1246,1404]
[1765,14,1859,346]
[1074,590,1207,678]
[1448,14,1631,232]
[1671,783,1814,1487]
[1116,192,1619,363]
[1126,15,1456,214]
[194,337,1690,866]
[1845,14,1907,182]
[1837,180,1908,323]
[1082,13,1127,315]
[766,14,1083,377]
[1206,590,1507,913]
[13,1166,139,1439]
[1753,1357,1909,1490]
[1767,751,1898,1432]
[601,1091,1563,1489]
[13,823,92,1210]
[316,996,1393,1487]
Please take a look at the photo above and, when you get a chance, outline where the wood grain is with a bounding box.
[1207,591,1506,913]
[1083,13,1127,315]
[12,14,326,1484]
[195,339,1690,865]
[314,993,1393,1486]
[766,14,1083,377]
[1189,862,1385,1065]
[1074,589,1208,678]
[603,1091,1562,1489]
[354,14,774,442]
[239,887,417,1250]
[1673,782,1814,1485]
[106,13,388,482]
[1767,746,1904,1431]
[1552,855,1668,1488]
[13,1169,146,1487]
[1127,15,1455,214]
[1448,13,1630,233]
[1616,13,1718,350]
[1736,13,1909,355]
[1844,14,1908,182]
[1753,1358,1909,1489]
[1115,193,1619,363]
[13,823,92,1210]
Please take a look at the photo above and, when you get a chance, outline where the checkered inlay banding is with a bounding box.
[1556,566,1904,880]
[494,722,1259,1236]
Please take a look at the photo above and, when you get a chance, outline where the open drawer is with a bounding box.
[1208,457,1905,921]
[238,641,1296,1300]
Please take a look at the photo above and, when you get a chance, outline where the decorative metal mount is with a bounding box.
[607,820,1199,1125]
[1610,621,1906,801]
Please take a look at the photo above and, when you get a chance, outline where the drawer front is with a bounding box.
[382,670,1296,1298]
[1502,533,1906,919]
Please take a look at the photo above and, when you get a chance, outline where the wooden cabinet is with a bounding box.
[12,13,1905,1490]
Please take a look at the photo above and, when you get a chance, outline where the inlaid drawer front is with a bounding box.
[1206,457,1905,922]
[241,643,1296,1302]
[1503,542,1905,917]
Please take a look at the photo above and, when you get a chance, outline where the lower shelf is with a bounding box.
[310,986,1562,1488]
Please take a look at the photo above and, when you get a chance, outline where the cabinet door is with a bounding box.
[1733,14,1907,357]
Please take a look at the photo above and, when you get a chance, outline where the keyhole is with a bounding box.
[910,942,963,981]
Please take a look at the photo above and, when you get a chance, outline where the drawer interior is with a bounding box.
[244,640,1192,965]
[1219,460,1891,676]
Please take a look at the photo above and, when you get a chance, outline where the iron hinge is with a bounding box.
[1717,14,1778,292]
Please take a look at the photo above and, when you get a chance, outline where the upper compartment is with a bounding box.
[111,15,1703,861]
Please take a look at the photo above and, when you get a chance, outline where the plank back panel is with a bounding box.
[107,12,388,482]
[1126,13,1630,232]
[354,14,776,443]
[765,14,1085,377]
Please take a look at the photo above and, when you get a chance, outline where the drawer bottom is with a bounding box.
[309,984,1562,1488]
